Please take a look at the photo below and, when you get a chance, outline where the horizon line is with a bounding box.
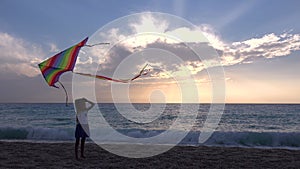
[0,102,300,104]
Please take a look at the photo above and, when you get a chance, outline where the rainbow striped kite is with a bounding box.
[38,37,149,105]
[38,37,88,88]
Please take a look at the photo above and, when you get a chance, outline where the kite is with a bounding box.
[38,37,149,105]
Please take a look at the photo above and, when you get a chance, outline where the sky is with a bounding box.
[0,0,300,103]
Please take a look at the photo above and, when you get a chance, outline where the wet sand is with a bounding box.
[0,141,299,168]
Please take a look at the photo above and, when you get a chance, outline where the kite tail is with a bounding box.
[74,64,149,83]
[84,42,110,47]
[131,64,149,81]
[74,72,129,83]
[58,81,68,106]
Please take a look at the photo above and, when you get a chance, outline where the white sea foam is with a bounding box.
[2,127,299,150]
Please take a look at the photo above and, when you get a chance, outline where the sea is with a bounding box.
[0,103,299,150]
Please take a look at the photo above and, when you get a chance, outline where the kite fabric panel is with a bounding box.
[38,37,88,88]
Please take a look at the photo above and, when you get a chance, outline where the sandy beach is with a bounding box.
[0,141,299,168]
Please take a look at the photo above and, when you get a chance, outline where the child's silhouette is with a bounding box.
[74,98,95,160]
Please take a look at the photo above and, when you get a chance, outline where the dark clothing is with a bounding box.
[75,123,89,138]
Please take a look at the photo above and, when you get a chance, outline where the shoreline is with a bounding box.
[1,139,300,151]
[0,141,299,168]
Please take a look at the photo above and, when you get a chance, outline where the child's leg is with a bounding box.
[75,137,80,160]
[81,137,86,158]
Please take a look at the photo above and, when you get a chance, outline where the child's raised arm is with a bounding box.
[84,98,95,111]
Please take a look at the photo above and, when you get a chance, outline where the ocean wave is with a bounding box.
[0,127,300,149]
[107,129,300,148]
[198,131,300,148]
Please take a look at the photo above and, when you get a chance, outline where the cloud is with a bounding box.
[130,13,169,34]
[48,43,60,53]
[0,32,44,77]
[75,13,300,82]
[2,12,299,81]
[221,33,300,66]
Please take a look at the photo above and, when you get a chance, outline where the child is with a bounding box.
[74,98,95,160]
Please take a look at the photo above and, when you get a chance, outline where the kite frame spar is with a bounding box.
[38,37,149,106]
